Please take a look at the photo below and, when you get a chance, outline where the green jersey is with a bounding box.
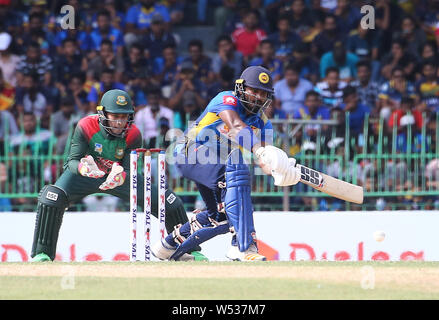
[65,114,142,174]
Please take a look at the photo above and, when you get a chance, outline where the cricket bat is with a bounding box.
[296,164,364,204]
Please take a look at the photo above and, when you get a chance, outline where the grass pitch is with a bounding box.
[0,261,438,300]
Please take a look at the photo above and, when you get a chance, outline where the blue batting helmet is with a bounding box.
[234,66,274,114]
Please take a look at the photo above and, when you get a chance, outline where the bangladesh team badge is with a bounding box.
[94,143,103,154]
[115,148,124,159]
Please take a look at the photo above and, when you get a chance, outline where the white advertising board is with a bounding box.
[0,211,436,262]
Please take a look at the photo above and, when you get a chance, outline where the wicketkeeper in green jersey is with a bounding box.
[31,89,206,261]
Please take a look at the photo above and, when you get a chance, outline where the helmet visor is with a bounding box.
[235,82,273,114]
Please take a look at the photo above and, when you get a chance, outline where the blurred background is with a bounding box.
[0,0,439,212]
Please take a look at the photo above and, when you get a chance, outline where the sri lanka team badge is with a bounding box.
[115,148,124,159]
[94,143,103,154]
[259,72,269,84]
[116,95,128,105]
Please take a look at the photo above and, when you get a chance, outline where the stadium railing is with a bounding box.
[1,113,438,212]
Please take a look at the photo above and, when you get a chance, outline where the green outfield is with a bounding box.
[0,261,438,300]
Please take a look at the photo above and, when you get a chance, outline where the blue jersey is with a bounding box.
[176,91,272,162]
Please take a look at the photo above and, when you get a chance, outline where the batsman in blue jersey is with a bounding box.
[152,66,302,261]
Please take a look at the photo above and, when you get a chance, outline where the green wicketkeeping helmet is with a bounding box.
[97,89,135,137]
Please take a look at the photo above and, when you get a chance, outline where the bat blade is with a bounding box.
[296,164,364,204]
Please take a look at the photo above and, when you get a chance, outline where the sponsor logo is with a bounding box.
[115,148,124,159]
[167,193,176,204]
[223,95,237,106]
[116,95,128,105]
[259,72,269,84]
[94,143,103,154]
[46,191,58,201]
[217,181,226,189]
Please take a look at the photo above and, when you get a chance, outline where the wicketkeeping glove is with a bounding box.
[99,163,126,190]
[78,155,106,178]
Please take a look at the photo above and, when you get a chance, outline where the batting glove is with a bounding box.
[99,163,126,190]
[78,155,106,178]
[255,145,290,174]
[272,158,301,186]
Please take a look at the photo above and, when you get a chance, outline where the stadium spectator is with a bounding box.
[320,41,359,82]
[10,112,54,154]
[267,14,301,63]
[333,0,361,37]
[182,39,214,85]
[314,67,347,108]
[19,11,55,56]
[346,21,380,62]
[285,0,316,40]
[89,9,125,56]
[207,65,235,100]
[223,1,256,35]
[16,41,53,88]
[388,96,423,132]
[53,38,86,94]
[392,15,427,60]
[249,39,283,83]
[0,109,18,156]
[66,73,89,115]
[0,32,20,87]
[122,43,152,86]
[213,0,238,34]
[168,61,208,116]
[197,0,222,25]
[143,12,177,61]
[419,42,439,67]
[287,42,319,84]
[87,68,125,113]
[312,14,344,59]
[85,39,124,83]
[340,85,371,136]
[152,43,183,95]
[0,0,23,37]
[380,38,417,82]
[292,90,331,142]
[15,72,52,118]
[51,95,83,155]
[124,0,171,47]
[416,60,439,113]
[231,9,267,62]
[272,63,313,116]
[0,68,15,112]
[350,61,380,115]
[134,87,174,149]
[378,66,417,121]
[99,0,126,31]
[211,34,244,80]
[165,0,185,26]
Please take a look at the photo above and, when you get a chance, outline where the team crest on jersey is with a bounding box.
[115,148,124,159]
[94,143,103,154]
[223,95,237,106]
[116,95,128,105]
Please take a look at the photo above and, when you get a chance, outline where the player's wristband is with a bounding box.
[234,126,260,152]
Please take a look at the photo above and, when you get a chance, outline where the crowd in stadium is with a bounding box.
[0,0,439,211]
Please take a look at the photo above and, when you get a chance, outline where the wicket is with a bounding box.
[129,148,166,261]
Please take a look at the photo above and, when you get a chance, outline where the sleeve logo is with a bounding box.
[223,95,237,106]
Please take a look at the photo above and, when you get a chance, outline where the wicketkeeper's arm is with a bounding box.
[64,125,91,175]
